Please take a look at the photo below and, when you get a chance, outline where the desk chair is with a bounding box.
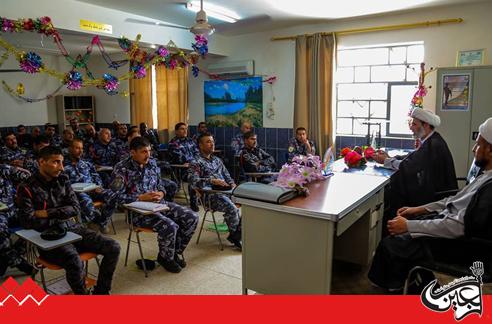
[239,152,279,183]
[169,164,190,204]
[194,188,228,250]
[18,229,100,294]
[123,208,156,278]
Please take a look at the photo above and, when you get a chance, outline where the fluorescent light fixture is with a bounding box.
[186,1,240,23]
[265,0,432,19]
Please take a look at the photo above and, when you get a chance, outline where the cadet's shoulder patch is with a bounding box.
[110,175,125,191]
[288,146,294,153]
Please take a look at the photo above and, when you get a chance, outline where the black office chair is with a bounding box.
[404,177,492,294]
[434,160,484,200]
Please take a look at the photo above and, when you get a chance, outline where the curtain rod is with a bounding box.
[270,18,463,41]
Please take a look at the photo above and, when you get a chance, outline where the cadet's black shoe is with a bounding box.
[0,259,8,278]
[227,230,242,251]
[190,202,200,212]
[174,254,187,268]
[157,255,182,273]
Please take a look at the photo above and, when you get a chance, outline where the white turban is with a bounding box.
[479,117,492,144]
[410,108,441,127]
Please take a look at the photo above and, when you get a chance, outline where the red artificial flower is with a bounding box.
[23,19,34,31]
[344,151,363,167]
[364,146,375,160]
[340,147,351,157]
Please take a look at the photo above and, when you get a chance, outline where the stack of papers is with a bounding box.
[71,183,99,193]
[125,201,169,213]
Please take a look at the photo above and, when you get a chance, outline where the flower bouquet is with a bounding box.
[272,154,326,196]
[340,146,375,168]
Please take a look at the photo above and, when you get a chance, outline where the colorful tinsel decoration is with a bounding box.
[132,64,147,79]
[409,63,435,110]
[66,71,83,90]
[192,34,208,57]
[103,73,119,95]
[19,51,43,73]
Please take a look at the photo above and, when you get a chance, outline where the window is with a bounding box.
[335,42,424,138]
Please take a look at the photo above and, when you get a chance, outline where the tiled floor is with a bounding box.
[3,198,490,295]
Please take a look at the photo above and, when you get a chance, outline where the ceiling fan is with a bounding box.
[125,0,214,35]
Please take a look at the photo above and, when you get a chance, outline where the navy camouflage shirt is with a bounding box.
[188,154,234,189]
[168,136,199,164]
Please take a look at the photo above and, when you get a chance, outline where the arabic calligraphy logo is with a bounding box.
[0,277,49,306]
[420,261,484,321]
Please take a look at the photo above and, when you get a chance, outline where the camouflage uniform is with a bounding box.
[241,146,277,183]
[113,137,128,160]
[23,149,40,174]
[188,154,240,232]
[168,136,199,165]
[231,133,245,156]
[17,173,120,295]
[149,158,177,202]
[49,134,63,147]
[73,129,85,140]
[143,130,160,150]
[83,136,96,160]
[91,140,118,186]
[63,158,116,227]
[287,137,316,162]
[0,146,25,164]
[111,156,198,261]
[0,164,31,269]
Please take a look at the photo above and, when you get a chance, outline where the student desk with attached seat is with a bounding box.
[236,172,390,294]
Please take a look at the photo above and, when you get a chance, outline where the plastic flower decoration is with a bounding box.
[66,71,83,90]
[19,52,43,73]
[192,34,208,57]
[272,154,326,196]
[192,65,199,78]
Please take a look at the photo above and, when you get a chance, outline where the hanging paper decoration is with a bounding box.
[408,63,435,111]
[192,65,199,78]
[2,80,63,103]
[192,34,208,57]
[0,16,210,102]
[19,51,43,73]
[66,71,83,90]
[102,73,119,95]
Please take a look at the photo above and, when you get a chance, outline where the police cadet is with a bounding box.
[64,138,116,233]
[168,122,199,165]
[231,121,252,157]
[113,124,128,157]
[44,123,62,147]
[188,133,242,249]
[17,146,120,295]
[0,131,25,167]
[23,135,50,174]
[60,128,75,156]
[240,131,277,183]
[191,122,208,144]
[139,122,160,150]
[83,124,97,160]
[287,127,316,162]
[0,164,35,277]
[91,128,118,186]
[69,117,85,139]
[111,137,198,273]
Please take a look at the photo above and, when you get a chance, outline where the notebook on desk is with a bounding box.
[232,182,297,204]
[71,183,100,193]
[125,201,169,213]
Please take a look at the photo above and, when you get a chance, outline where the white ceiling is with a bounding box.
[75,0,491,35]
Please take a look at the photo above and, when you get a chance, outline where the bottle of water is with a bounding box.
[323,146,335,176]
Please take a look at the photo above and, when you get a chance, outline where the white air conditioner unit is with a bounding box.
[207,60,254,76]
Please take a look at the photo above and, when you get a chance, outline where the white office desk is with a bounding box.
[236,172,389,294]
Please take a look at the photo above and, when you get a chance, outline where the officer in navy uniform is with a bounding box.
[111,137,198,273]
[112,124,128,157]
[64,138,116,233]
[191,122,208,144]
[0,163,35,277]
[0,132,25,167]
[69,117,85,139]
[139,123,160,150]
[23,135,50,174]
[240,131,277,183]
[188,133,242,249]
[44,123,62,147]
[287,127,316,162]
[60,128,75,157]
[231,121,252,157]
[17,146,120,294]
[91,128,118,186]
